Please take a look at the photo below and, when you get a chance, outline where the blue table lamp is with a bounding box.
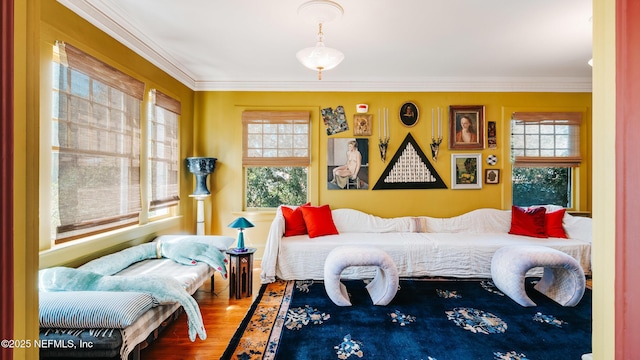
[228,217,255,252]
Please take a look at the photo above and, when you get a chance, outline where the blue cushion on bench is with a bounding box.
[39,291,155,328]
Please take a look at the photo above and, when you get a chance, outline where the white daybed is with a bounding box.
[260,207,592,283]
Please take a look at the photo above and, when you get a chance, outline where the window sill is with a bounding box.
[39,216,182,269]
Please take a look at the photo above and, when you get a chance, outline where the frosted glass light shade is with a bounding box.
[296,0,345,80]
[296,41,344,79]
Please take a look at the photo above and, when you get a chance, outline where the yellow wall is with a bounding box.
[196,91,591,257]
[12,1,37,359]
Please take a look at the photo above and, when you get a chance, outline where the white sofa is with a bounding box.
[260,206,592,284]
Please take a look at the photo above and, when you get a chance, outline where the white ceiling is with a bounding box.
[58,0,593,92]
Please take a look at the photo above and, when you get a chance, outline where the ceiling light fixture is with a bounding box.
[296,0,344,80]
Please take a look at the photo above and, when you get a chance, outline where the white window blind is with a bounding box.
[148,89,180,210]
[52,41,144,241]
[242,111,311,166]
[511,112,582,167]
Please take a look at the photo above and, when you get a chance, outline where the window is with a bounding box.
[242,111,310,208]
[148,89,180,214]
[510,112,582,207]
[51,42,146,242]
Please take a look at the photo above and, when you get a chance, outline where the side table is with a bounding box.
[225,248,257,299]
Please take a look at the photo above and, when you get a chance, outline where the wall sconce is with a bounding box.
[430,108,443,162]
[430,138,443,162]
[228,217,255,252]
[378,107,390,162]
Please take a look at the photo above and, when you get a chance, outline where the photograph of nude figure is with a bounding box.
[327,138,369,190]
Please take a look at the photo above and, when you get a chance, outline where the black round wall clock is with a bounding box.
[399,102,419,127]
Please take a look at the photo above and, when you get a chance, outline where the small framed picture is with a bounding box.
[485,169,500,184]
[449,105,485,150]
[451,153,482,189]
[353,114,372,136]
[399,102,419,127]
[487,121,497,148]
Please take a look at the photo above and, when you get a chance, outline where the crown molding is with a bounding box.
[57,0,197,89]
[194,78,592,92]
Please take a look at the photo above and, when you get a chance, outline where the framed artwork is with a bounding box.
[327,138,369,190]
[372,133,447,190]
[451,153,482,189]
[321,106,349,135]
[487,121,497,148]
[485,169,500,184]
[449,105,485,150]
[353,114,372,136]
[399,102,419,127]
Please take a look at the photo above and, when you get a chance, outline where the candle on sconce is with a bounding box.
[431,108,435,138]
[378,109,381,136]
[380,109,387,139]
[382,109,384,137]
[438,107,442,138]
[382,108,385,138]
[385,108,389,138]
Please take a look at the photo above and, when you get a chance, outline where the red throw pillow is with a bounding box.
[545,208,568,238]
[508,206,548,238]
[300,204,339,238]
[281,203,310,237]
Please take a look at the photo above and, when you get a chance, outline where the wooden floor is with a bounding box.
[139,262,264,360]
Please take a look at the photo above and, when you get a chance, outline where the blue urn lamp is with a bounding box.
[185,157,217,195]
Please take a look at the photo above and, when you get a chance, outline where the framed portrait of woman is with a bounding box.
[449,105,485,150]
[327,138,369,190]
[399,102,419,127]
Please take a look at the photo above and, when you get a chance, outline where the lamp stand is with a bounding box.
[236,230,247,252]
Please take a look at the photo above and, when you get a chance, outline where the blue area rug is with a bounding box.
[222,278,591,360]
